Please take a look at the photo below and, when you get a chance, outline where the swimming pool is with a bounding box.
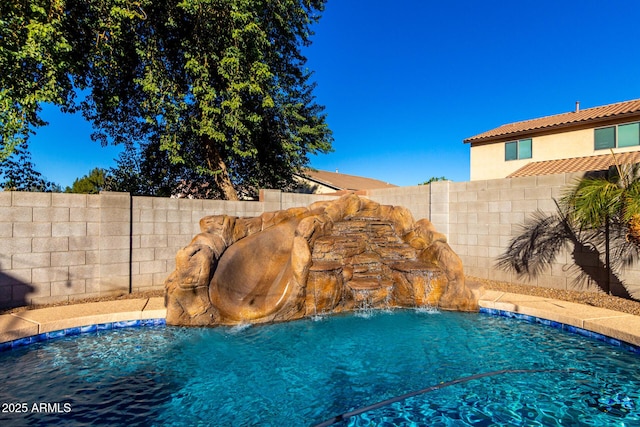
[1,310,639,426]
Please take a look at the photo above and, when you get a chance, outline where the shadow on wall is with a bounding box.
[571,238,631,299]
[496,205,635,300]
[0,259,35,310]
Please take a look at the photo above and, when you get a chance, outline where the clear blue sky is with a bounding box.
[28,0,640,188]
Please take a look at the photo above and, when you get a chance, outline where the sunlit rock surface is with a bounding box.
[165,194,478,326]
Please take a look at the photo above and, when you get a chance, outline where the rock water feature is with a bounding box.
[165,194,478,326]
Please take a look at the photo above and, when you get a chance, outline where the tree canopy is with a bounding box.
[0,142,59,191]
[419,176,448,185]
[1,0,333,199]
[65,167,108,193]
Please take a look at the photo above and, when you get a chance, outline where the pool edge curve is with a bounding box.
[1,292,640,354]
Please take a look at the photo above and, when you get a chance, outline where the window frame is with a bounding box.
[505,138,532,161]
[505,141,518,161]
[618,122,640,148]
[594,126,616,150]
[594,121,640,150]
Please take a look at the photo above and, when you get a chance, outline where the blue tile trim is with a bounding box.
[1,318,166,353]
[480,307,640,355]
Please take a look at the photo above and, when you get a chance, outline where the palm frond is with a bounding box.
[564,177,623,228]
[496,208,572,278]
[623,180,640,222]
[610,219,640,268]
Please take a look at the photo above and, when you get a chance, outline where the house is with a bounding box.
[294,169,397,194]
[464,99,640,180]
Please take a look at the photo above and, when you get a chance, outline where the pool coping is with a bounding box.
[1,290,639,352]
[0,297,166,351]
[478,289,640,349]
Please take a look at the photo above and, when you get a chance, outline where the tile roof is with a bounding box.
[465,98,640,143]
[299,169,397,191]
[507,151,640,178]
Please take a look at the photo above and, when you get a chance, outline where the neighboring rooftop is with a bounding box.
[465,98,640,144]
[296,169,397,193]
[508,151,640,178]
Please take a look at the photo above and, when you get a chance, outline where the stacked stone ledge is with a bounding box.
[164,194,478,326]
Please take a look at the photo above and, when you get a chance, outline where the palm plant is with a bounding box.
[498,152,640,298]
[562,154,640,248]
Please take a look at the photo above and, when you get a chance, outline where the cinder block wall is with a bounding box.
[0,192,103,308]
[0,190,332,308]
[445,174,640,299]
[366,185,431,222]
[3,174,640,308]
[280,192,338,210]
[368,174,640,299]
[447,174,578,284]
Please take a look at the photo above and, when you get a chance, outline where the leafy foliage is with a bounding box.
[105,141,224,198]
[0,0,76,161]
[1,0,333,199]
[562,161,640,247]
[65,167,108,194]
[419,176,448,185]
[0,143,58,191]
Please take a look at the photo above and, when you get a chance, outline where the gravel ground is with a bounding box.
[2,279,640,317]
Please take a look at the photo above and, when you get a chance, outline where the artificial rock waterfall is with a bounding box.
[164,194,478,326]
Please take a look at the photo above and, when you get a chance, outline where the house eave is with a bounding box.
[464,110,640,145]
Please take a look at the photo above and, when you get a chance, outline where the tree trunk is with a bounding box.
[215,164,239,201]
[605,218,611,295]
[203,137,239,201]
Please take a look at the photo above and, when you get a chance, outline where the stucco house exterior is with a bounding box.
[465,98,640,180]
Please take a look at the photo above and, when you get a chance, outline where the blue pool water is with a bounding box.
[1,310,639,426]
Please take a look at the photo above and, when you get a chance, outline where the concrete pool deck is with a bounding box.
[0,289,639,349]
[0,297,166,345]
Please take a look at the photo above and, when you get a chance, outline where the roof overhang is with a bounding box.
[507,151,640,178]
[465,99,640,145]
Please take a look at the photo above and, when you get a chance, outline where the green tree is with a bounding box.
[1,0,333,200]
[419,176,448,185]
[0,1,75,161]
[65,167,108,194]
[0,143,59,192]
[105,141,215,197]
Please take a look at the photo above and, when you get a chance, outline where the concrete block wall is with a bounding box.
[3,173,640,308]
[446,173,640,298]
[130,195,265,292]
[0,190,328,308]
[0,192,103,307]
[367,185,431,221]
[446,175,572,285]
[280,191,338,210]
[367,182,446,233]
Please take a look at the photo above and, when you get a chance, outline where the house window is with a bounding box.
[595,122,640,150]
[595,126,616,149]
[505,138,532,161]
[618,122,640,147]
[505,142,517,160]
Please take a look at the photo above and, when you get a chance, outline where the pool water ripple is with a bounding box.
[0,311,639,426]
